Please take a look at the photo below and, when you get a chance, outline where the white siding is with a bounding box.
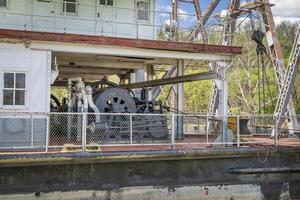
[0,0,157,40]
[0,43,50,112]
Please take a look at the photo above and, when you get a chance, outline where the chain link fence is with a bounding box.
[0,112,48,150]
[0,112,299,153]
[0,0,224,43]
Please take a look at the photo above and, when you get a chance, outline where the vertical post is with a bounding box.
[206,114,209,144]
[45,113,50,153]
[136,8,139,39]
[197,116,200,135]
[94,1,97,34]
[130,114,133,145]
[171,114,175,148]
[275,116,278,147]
[215,62,228,144]
[237,115,240,147]
[82,113,87,151]
[63,1,67,33]
[30,113,34,147]
[177,59,184,140]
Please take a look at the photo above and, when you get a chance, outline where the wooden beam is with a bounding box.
[122,71,218,89]
[57,60,144,69]
[58,66,127,75]
[0,29,243,55]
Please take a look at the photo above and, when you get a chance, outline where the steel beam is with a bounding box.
[122,71,218,89]
[187,0,221,41]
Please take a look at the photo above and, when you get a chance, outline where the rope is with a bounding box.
[256,145,269,163]
[249,143,270,163]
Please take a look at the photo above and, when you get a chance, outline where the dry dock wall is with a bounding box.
[0,148,299,199]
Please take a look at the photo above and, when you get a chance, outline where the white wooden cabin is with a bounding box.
[0,0,238,147]
[0,0,157,39]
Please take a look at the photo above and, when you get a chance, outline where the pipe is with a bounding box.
[77,95,83,142]
[75,81,88,112]
[86,86,100,122]
[67,80,73,142]
[80,87,88,113]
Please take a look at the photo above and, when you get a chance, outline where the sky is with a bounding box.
[156,0,300,24]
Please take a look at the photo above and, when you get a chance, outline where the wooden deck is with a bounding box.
[0,135,299,155]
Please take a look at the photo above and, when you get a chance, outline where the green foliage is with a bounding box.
[184,63,212,113]
[178,21,299,114]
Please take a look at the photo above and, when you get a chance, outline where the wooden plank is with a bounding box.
[0,29,243,55]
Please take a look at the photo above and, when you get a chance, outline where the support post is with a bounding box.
[171,114,176,148]
[211,62,231,146]
[237,115,240,147]
[177,59,184,140]
[30,113,34,147]
[197,116,200,135]
[275,116,279,147]
[136,8,139,39]
[130,114,133,145]
[206,114,209,144]
[217,62,228,143]
[45,113,50,153]
[82,113,87,151]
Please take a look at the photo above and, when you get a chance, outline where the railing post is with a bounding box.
[206,114,209,144]
[45,113,50,153]
[63,1,67,33]
[197,116,200,135]
[82,113,87,151]
[130,114,133,145]
[136,9,139,39]
[171,114,175,148]
[237,115,240,148]
[275,116,278,147]
[30,113,34,147]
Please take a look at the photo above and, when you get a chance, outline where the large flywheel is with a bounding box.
[94,87,137,113]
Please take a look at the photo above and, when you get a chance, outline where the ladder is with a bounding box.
[274,28,300,134]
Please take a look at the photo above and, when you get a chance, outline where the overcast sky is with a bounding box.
[157,0,300,24]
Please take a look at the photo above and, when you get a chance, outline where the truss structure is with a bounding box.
[163,0,299,134]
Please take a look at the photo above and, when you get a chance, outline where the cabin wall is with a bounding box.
[0,43,51,112]
[0,0,156,39]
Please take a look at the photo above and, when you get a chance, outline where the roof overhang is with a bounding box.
[0,29,242,61]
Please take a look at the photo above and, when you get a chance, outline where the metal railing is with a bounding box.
[0,0,224,43]
[0,112,299,153]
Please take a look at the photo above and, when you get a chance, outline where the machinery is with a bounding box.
[50,78,169,144]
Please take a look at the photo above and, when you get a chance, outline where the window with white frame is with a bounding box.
[3,72,26,106]
[100,0,113,6]
[62,0,77,14]
[137,0,149,21]
[0,0,7,8]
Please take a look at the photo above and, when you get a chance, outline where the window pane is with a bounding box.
[15,90,25,106]
[3,90,13,105]
[4,73,14,88]
[0,0,7,7]
[16,73,25,89]
[100,0,106,5]
[63,0,76,13]
[137,1,149,21]
[107,0,113,6]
